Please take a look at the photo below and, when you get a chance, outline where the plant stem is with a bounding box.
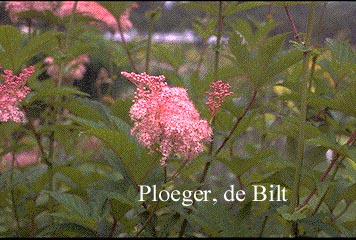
[288,3,316,237]
[118,20,138,72]
[213,1,223,81]
[145,2,155,73]
[214,90,257,156]
[179,3,224,236]
[311,155,344,216]
[296,127,356,211]
[136,201,160,237]
[23,106,49,165]
[109,217,117,237]
[316,2,328,46]
[10,153,20,236]
[284,6,303,44]
[65,1,78,48]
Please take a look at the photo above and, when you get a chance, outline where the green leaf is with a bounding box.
[107,192,135,220]
[217,149,275,176]
[97,1,130,17]
[0,25,22,70]
[111,97,133,125]
[224,2,267,16]
[84,128,160,185]
[277,205,307,221]
[49,192,91,218]
[268,50,304,78]
[37,222,97,237]
[181,2,218,15]
[17,31,57,64]
[26,87,89,104]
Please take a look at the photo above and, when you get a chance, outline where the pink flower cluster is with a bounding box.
[5,1,138,32]
[206,80,234,118]
[121,72,212,166]
[44,54,90,84]
[5,1,57,22]
[0,66,34,122]
[56,1,138,32]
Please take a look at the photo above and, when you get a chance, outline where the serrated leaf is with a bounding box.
[83,127,159,185]
[277,205,307,221]
[98,1,130,18]
[49,192,91,218]
[26,87,89,104]
[224,2,267,16]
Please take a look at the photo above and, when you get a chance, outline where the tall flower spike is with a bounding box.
[206,80,234,118]
[121,72,212,166]
[0,66,35,122]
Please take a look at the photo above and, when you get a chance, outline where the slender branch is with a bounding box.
[166,160,189,182]
[10,152,20,236]
[145,2,156,73]
[179,4,224,237]
[118,21,138,72]
[258,215,268,237]
[287,3,316,237]
[136,201,160,237]
[213,1,224,80]
[284,6,303,44]
[311,155,344,216]
[316,2,328,46]
[214,90,257,156]
[109,217,117,237]
[296,128,356,211]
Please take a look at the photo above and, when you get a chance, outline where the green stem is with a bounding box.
[65,1,78,48]
[288,3,316,237]
[214,90,257,156]
[213,1,223,80]
[145,2,155,73]
[10,153,20,236]
[311,155,344,216]
[179,3,224,237]
[118,20,138,72]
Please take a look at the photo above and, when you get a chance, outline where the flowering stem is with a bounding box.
[145,2,155,73]
[166,160,189,182]
[10,153,20,236]
[118,21,138,72]
[179,3,224,236]
[288,3,315,237]
[213,1,224,80]
[214,90,257,156]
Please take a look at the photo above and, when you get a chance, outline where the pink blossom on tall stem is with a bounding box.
[206,80,234,118]
[121,72,212,166]
[5,1,57,22]
[55,1,138,32]
[0,66,35,122]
